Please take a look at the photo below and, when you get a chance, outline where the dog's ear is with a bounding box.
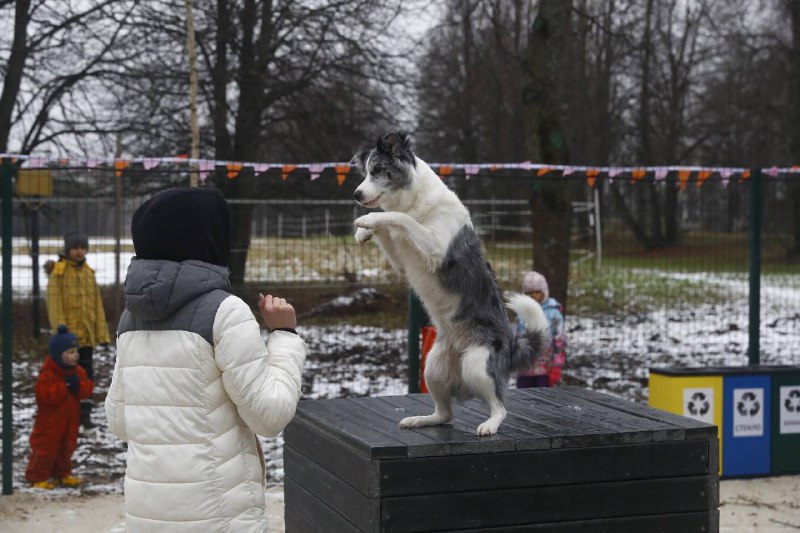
[350,150,370,170]
[378,131,415,166]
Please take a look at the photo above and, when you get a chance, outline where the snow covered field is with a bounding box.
[2,247,798,493]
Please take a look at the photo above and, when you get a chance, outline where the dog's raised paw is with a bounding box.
[354,213,381,230]
[354,227,374,244]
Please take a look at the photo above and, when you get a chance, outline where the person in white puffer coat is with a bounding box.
[106,188,307,532]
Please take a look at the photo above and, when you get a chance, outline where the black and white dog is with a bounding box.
[352,132,548,435]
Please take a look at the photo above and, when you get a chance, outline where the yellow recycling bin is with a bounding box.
[649,369,723,474]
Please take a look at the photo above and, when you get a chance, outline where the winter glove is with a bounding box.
[65,374,80,394]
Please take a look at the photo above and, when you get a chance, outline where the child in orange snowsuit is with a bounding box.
[25,325,93,489]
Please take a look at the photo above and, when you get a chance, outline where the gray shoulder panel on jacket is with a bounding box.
[117,290,231,345]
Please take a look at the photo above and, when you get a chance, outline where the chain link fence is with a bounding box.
[2,162,799,492]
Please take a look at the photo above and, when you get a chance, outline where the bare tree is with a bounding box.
[0,0,138,155]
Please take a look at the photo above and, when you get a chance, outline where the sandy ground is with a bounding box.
[0,477,798,532]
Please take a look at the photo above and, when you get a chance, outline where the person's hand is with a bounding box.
[65,375,80,394]
[258,294,297,331]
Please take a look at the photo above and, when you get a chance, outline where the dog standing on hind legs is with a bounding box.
[351,131,549,435]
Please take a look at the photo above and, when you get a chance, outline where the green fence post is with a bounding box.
[1,158,14,495]
[407,290,422,394]
[748,167,762,367]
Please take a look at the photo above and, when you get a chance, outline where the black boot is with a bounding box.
[80,403,95,429]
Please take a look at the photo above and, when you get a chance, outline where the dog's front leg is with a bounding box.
[355,212,444,271]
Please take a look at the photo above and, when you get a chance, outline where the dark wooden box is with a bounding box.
[284,387,719,533]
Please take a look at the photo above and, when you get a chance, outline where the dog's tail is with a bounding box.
[506,292,549,373]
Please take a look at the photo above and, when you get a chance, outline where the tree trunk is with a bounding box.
[0,0,31,152]
[522,0,573,310]
[788,0,800,257]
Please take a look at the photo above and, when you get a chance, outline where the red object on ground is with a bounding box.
[420,326,437,393]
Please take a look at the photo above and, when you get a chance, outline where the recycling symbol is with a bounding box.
[785,389,800,413]
[737,391,760,416]
[687,392,710,416]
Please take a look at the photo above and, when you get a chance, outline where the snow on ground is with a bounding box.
[2,269,798,494]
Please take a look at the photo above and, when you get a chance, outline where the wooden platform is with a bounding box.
[283,387,719,532]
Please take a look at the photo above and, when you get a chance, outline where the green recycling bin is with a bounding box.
[771,366,800,475]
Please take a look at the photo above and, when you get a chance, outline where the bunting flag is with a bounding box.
[281,164,297,181]
[586,169,600,188]
[309,163,324,181]
[720,169,734,187]
[335,164,350,186]
[4,153,799,191]
[678,169,691,191]
[696,170,712,188]
[631,169,647,184]
[739,169,751,183]
[464,164,480,179]
[226,163,243,179]
[114,160,129,177]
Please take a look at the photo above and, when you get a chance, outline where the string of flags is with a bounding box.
[2,154,798,189]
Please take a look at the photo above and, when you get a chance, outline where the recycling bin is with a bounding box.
[723,372,770,476]
[771,367,800,475]
[649,368,723,473]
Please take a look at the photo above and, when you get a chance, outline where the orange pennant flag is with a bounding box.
[739,169,751,182]
[696,170,712,187]
[335,164,350,186]
[59,158,69,167]
[439,165,453,178]
[586,169,599,188]
[175,153,189,159]
[631,169,647,183]
[226,163,243,179]
[281,164,297,181]
[537,167,551,177]
[678,169,691,191]
[114,160,130,177]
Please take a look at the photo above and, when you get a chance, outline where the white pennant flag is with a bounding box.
[562,167,574,177]
[309,163,324,181]
[720,169,733,187]
[767,166,779,177]
[655,168,668,181]
[254,163,269,176]
[86,158,102,169]
[608,168,621,182]
[198,160,215,182]
[464,164,480,180]
[143,158,160,170]
[26,157,47,168]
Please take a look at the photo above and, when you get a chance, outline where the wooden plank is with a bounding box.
[512,389,655,446]
[296,398,408,459]
[440,511,719,532]
[375,439,711,497]
[284,417,379,497]
[346,396,447,458]
[377,395,513,456]
[407,394,542,452]
[285,446,380,531]
[561,387,717,439]
[537,388,686,442]
[380,475,716,532]
[284,476,364,533]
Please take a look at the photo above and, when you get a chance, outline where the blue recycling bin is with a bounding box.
[723,373,771,476]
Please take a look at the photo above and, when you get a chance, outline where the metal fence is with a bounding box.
[1,160,799,493]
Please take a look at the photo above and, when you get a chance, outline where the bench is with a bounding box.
[283,387,719,532]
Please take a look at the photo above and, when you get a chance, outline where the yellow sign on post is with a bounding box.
[650,371,723,473]
[15,169,53,197]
